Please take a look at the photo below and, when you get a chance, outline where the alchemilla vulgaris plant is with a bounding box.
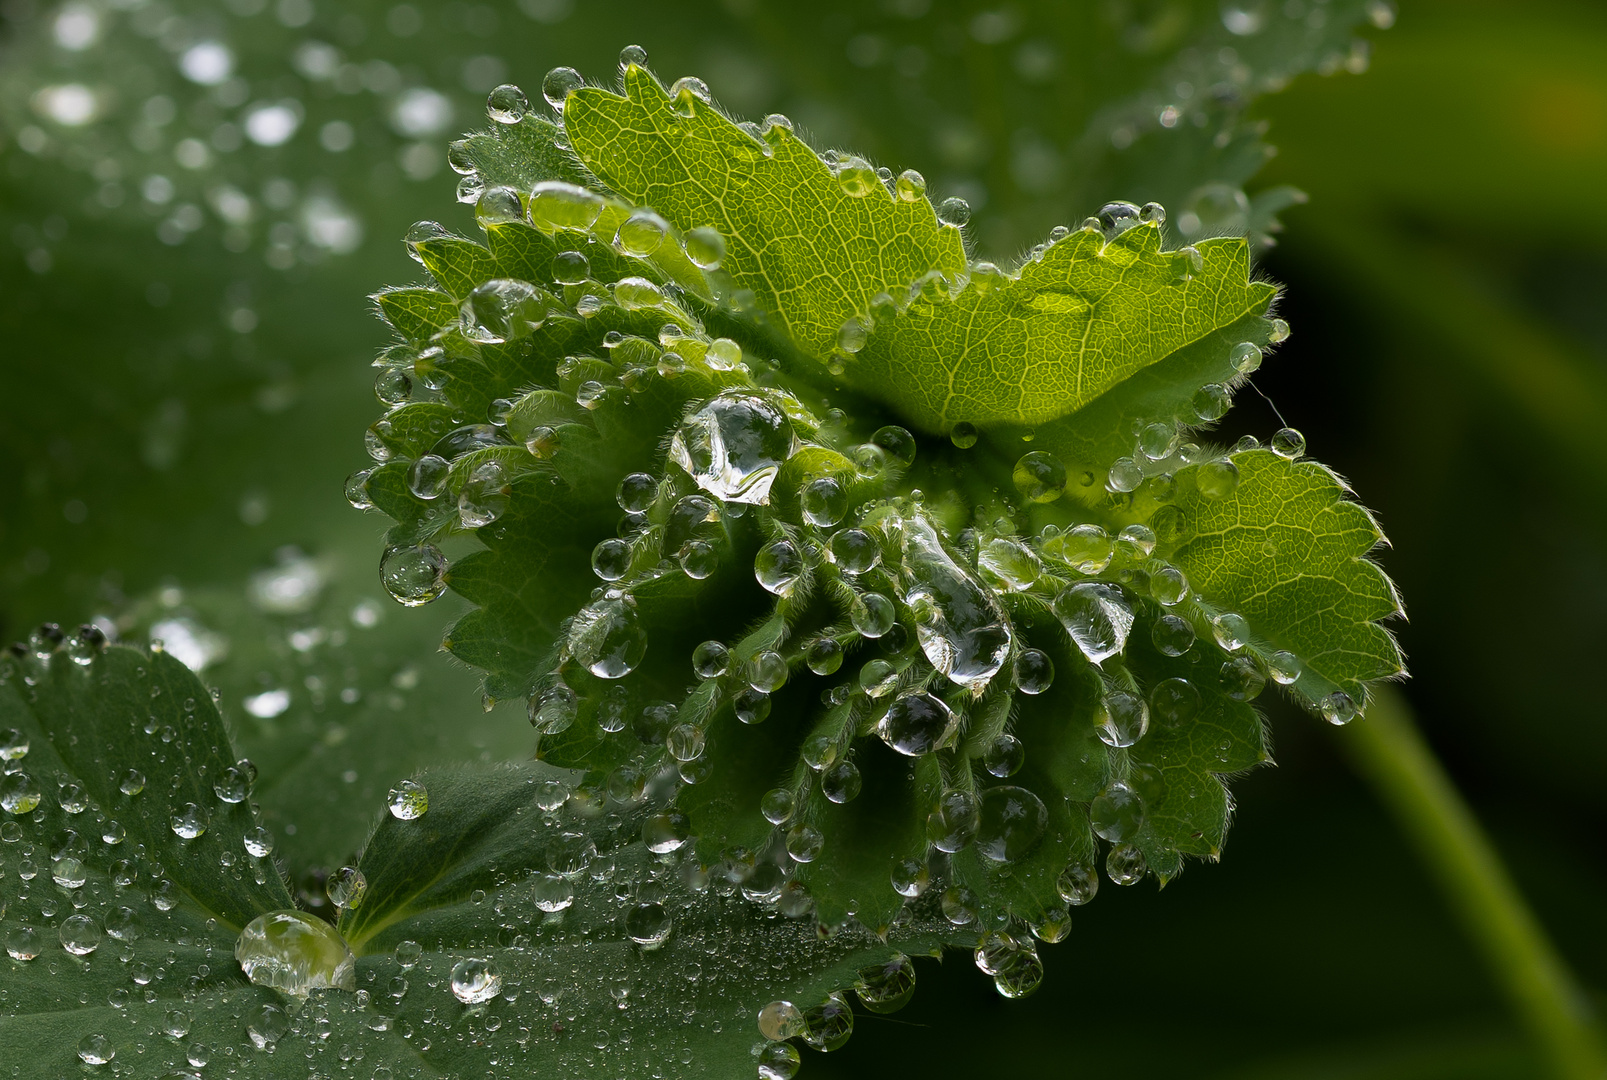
[0,41,1423,1080]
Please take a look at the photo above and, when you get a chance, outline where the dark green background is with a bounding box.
[2,0,1602,1074]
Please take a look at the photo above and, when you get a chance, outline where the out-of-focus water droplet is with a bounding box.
[1221,1,1268,35]
[0,728,28,761]
[949,421,978,449]
[387,779,428,820]
[528,181,605,231]
[683,226,725,270]
[450,956,503,1003]
[1012,451,1066,503]
[381,545,449,606]
[1151,677,1201,727]
[1221,656,1266,701]
[670,392,793,504]
[568,591,647,679]
[1196,459,1241,500]
[787,823,824,863]
[1053,583,1132,665]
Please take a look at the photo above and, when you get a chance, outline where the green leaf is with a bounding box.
[567,65,969,362]
[1163,449,1406,709]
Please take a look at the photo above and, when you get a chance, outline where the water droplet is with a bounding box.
[233,912,356,998]
[759,1040,802,1080]
[244,825,275,858]
[529,684,577,735]
[1090,781,1146,841]
[821,760,862,803]
[1211,612,1251,652]
[59,913,102,955]
[1012,451,1066,503]
[1048,523,1113,575]
[1150,566,1188,607]
[591,538,633,582]
[1053,582,1133,664]
[1271,427,1306,459]
[405,454,449,501]
[1106,843,1147,885]
[1151,677,1201,726]
[463,278,549,344]
[752,540,802,597]
[567,592,647,679]
[56,780,88,814]
[936,196,971,227]
[381,545,449,606]
[879,692,956,757]
[1269,317,1291,343]
[213,763,251,803]
[0,728,29,761]
[683,226,725,270]
[387,779,428,820]
[1221,656,1266,700]
[528,181,604,231]
[1098,201,1142,237]
[1192,382,1231,422]
[1152,613,1196,656]
[927,788,980,852]
[949,421,978,449]
[670,392,793,504]
[975,785,1047,862]
[830,528,880,574]
[100,820,125,845]
[485,83,529,124]
[1321,690,1358,726]
[991,941,1044,999]
[801,477,849,527]
[679,640,728,682]
[801,734,838,771]
[805,636,844,675]
[52,856,87,889]
[734,688,772,725]
[1230,342,1263,374]
[1095,690,1149,748]
[849,592,896,639]
[77,1033,114,1065]
[760,788,796,825]
[1057,862,1099,905]
[894,168,927,202]
[904,516,1012,688]
[1137,423,1180,462]
[1016,649,1054,694]
[977,538,1041,592]
[0,772,42,814]
[802,993,855,1051]
[758,1000,806,1041]
[624,902,672,948]
[170,802,207,839]
[327,866,367,911]
[1107,456,1143,493]
[984,734,1025,777]
[1268,650,1302,685]
[448,956,503,1004]
[5,924,41,960]
[542,66,583,110]
[551,248,590,285]
[644,810,691,854]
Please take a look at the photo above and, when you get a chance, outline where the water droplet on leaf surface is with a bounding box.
[236,911,357,995]
[670,392,793,504]
[450,957,503,1003]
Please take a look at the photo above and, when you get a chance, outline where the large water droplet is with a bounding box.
[77,1034,115,1065]
[450,956,503,1003]
[669,392,793,504]
[528,181,604,231]
[1052,583,1133,664]
[755,539,803,596]
[568,592,647,679]
[381,545,448,606]
[855,954,916,1013]
[927,788,980,852]
[463,279,548,343]
[903,516,1012,688]
[486,83,529,124]
[235,911,356,995]
[624,902,672,948]
[1090,781,1146,841]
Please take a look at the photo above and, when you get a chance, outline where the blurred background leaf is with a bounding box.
[1,0,1603,1075]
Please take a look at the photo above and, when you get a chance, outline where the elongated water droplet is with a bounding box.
[1052,582,1133,664]
[902,515,1012,688]
[528,181,604,231]
[568,591,647,679]
[669,392,793,504]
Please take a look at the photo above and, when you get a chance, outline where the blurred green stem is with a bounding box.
[1339,687,1607,1080]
